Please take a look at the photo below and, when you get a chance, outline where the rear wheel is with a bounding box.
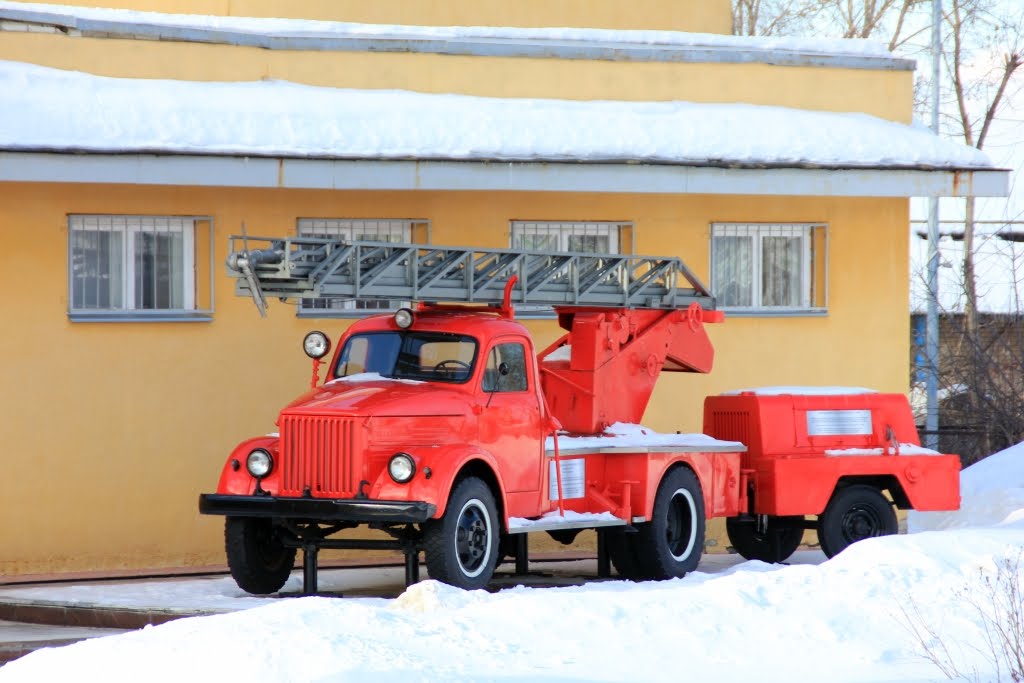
[817,485,897,558]
[225,517,296,595]
[726,515,805,563]
[423,477,500,590]
[634,467,705,580]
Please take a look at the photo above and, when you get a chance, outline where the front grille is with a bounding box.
[280,415,359,498]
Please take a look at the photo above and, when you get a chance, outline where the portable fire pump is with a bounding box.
[198,236,960,595]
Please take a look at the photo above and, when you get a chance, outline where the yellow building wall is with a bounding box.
[8,0,732,32]
[0,182,909,576]
[0,31,914,123]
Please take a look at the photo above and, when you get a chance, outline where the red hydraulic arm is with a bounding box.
[538,304,723,434]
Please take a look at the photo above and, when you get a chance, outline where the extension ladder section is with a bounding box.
[226,235,715,316]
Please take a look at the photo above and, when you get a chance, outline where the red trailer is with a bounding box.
[198,237,960,594]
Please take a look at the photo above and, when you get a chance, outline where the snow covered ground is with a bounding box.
[2,446,1023,682]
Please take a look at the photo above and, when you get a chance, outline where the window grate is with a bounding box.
[510,221,630,316]
[68,214,212,321]
[710,222,828,314]
[297,218,428,315]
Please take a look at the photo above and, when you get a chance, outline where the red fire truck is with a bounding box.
[198,237,960,595]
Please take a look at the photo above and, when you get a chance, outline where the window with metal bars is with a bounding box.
[710,223,828,314]
[297,218,430,315]
[509,221,630,316]
[510,221,626,254]
[68,215,213,321]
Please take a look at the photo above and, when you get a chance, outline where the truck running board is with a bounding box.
[506,514,627,535]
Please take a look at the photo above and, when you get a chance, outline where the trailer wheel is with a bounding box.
[817,485,897,558]
[725,516,805,563]
[635,467,705,580]
[224,517,296,595]
[423,477,500,590]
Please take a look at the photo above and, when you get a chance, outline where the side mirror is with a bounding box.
[498,362,511,377]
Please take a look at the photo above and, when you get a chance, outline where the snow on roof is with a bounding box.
[0,60,995,170]
[0,0,902,61]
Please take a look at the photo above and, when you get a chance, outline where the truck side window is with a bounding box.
[483,343,528,392]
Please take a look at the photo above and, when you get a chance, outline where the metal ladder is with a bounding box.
[227,235,715,316]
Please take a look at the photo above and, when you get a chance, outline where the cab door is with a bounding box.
[476,337,545,495]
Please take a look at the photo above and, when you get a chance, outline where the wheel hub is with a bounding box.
[456,505,488,571]
[842,505,880,542]
[666,490,696,560]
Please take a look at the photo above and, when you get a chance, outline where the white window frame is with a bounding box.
[510,220,624,254]
[510,220,629,318]
[68,214,212,322]
[297,218,428,316]
[709,222,828,315]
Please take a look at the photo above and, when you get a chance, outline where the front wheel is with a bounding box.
[817,485,897,558]
[726,515,805,563]
[423,477,500,590]
[225,517,296,595]
[634,467,705,580]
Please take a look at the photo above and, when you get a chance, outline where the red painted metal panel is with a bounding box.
[704,392,961,516]
[540,306,719,434]
[280,414,359,498]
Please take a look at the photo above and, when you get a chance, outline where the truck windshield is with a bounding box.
[334,332,478,384]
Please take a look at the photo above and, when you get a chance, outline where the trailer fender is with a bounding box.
[761,454,961,516]
[369,443,509,523]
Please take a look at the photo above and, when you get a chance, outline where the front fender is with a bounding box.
[215,436,281,495]
[370,443,509,523]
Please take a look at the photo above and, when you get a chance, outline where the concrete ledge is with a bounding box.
[0,600,214,630]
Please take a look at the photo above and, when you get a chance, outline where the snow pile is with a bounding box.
[546,422,744,452]
[2,528,1023,682]
[0,1,899,58]
[4,437,1024,680]
[0,60,994,169]
[910,441,1024,532]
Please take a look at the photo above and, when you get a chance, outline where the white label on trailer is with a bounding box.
[807,409,872,436]
[549,459,585,500]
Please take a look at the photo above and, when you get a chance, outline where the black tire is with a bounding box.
[225,517,296,595]
[726,515,805,563]
[817,485,897,558]
[634,467,706,580]
[606,528,646,580]
[423,477,500,590]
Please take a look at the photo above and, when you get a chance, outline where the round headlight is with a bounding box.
[394,308,414,329]
[388,453,416,484]
[303,331,332,359]
[246,449,273,478]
